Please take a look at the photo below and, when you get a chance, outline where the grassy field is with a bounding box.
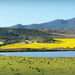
[0,56,75,75]
[1,38,75,50]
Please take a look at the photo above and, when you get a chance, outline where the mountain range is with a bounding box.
[5,18,75,29]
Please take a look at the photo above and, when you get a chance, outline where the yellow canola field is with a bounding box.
[1,38,75,49]
[0,42,3,45]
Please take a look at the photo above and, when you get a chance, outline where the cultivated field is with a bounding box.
[1,38,75,50]
[0,42,3,45]
[0,56,75,75]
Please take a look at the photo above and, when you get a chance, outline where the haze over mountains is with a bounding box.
[4,18,75,29]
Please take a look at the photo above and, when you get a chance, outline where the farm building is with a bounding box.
[22,40,31,44]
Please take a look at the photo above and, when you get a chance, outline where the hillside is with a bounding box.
[1,28,75,46]
[8,18,75,29]
[0,28,51,45]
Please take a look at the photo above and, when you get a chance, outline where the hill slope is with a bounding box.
[0,28,51,45]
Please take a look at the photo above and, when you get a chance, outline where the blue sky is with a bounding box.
[0,0,75,27]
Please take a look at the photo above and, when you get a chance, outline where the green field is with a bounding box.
[0,56,75,75]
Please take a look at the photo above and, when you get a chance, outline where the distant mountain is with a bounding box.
[9,24,28,28]
[8,18,75,29]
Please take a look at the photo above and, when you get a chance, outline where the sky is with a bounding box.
[0,0,75,27]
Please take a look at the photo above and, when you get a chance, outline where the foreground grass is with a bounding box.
[0,56,75,75]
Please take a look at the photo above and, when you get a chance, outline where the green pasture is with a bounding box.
[0,56,75,75]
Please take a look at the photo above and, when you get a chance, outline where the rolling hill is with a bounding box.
[0,28,51,45]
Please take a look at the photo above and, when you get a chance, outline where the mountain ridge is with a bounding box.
[4,18,75,29]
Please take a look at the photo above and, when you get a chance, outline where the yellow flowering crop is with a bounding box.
[1,38,75,49]
[0,42,3,45]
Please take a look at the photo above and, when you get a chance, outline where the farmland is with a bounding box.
[0,56,75,75]
[0,42,3,45]
[1,38,75,50]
